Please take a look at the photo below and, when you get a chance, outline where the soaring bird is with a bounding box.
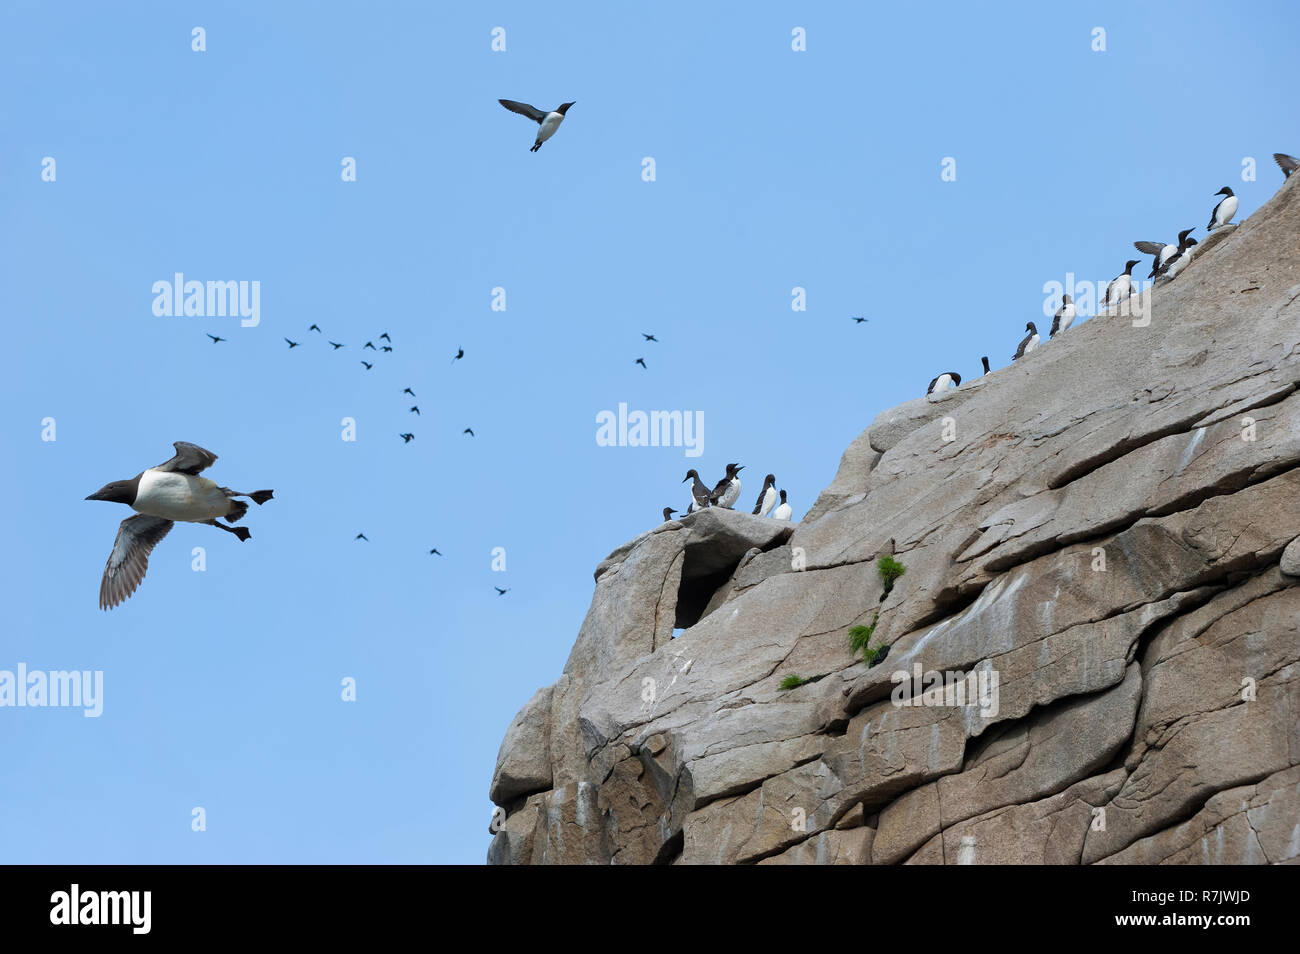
[498,99,576,152]
[381,346,393,353]
[463,428,475,437]
[643,333,658,342]
[284,338,300,348]
[361,361,373,370]
[635,358,647,369]
[329,341,345,350]
[309,324,322,333]
[494,586,510,595]
[355,533,368,541]
[399,433,415,443]
[452,348,464,364]
[851,316,868,324]
[409,406,420,415]
[364,341,376,351]
[403,387,416,397]
[429,548,442,556]
[380,332,391,342]
[206,334,226,344]
[85,442,273,610]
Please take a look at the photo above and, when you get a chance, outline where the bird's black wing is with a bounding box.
[926,375,941,394]
[499,99,546,123]
[1133,241,1166,255]
[1274,153,1298,177]
[1014,333,1031,360]
[99,515,173,610]
[154,441,218,475]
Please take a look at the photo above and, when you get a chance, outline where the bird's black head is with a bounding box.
[663,507,677,520]
[1216,186,1233,196]
[1125,259,1140,272]
[981,356,991,372]
[558,102,576,114]
[1177,228,1195,242]
[950,373,962,387]
[1062,293,1072,304]
[1025,321,1037,332]
[1186,236,1199,247]
[764,473,776,486]
[683,469,699,482]
[779,490,787,501]
[85,480,134,505]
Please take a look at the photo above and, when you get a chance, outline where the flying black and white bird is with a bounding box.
[643,333,658,342]
[1208,187,1238,231]
[1013,322,1040,361]
[771,490,792,522]
[381,346,393,353]
[309,324,322,333]
[463,428,475,437]
[399,433,414,443]
[1275,153,1298,178]
[364,341,376,351]
[206,334,225,344]
[361,361,373,370]
[1156,230,1199,281]
[498,99,576,152]
[84,442,273,610]
[711,463,744,509]
[683,469,713,513]
[1101,261,1140,310]
[403,387,416,397]
[284,338,299,349]
[635,358,647,369]
[409,406,420,415]
[380,333,391,342]
[927,372,961,394]
[329,341,345,350]
[356,533,368,541]
[851,316,868,324]
[751,474,778,517]
[495,587,510,596]
[1136,230,1194,279]
[1050,294,1076,338]
[451,348,463,364]
[429,548,442,556]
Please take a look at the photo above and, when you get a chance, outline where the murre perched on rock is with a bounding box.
[1101,260,1140,310]
[1136,229,1194,279]
[927,372,961,394]
[1158,230,1199,281]
[85,442,273,610]
[1013,322,1039,360]
[683,470,713,512]
[711,463,744,509]
[1208,186,1238,231]
[662,507,678,521]
[771,490,792,521]
[1050,294,1075,338]
[752,474,778,516]
[981,356,991,375]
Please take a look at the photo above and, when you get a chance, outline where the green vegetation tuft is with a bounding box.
[778,674,810,691]
[877,555,906,597]
[848,612,883,663]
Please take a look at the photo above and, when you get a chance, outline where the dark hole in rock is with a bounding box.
[674,562,743,629]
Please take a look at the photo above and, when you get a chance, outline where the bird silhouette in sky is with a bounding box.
[409,406,420,415]
[399,433,414,443]
[361,361,373,370]
[429,548,442,556]
[635,358,647,369]
[451,348,464,364]
[329,341,344,350]
[380,333,391,342]
[463,428,475,437]
[642,333,658,342]
[284,338,299,348]
[381,346,393,352]
[355,533,368,541]
[206,334,226,344]
[364,341,376,350]
[403,387,416,397]
[309,324,322,333]
[851,316,868,324]
[495,587,510,596]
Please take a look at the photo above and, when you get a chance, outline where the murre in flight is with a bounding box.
[1050,295,1076,338]
[1208,187,1238,231]
[927,372,961,394]
[683,470,713,513]
[498,99,576,152]
[1013,322,1040,360]
[1275,153,1298,178]
[752,474,778,516]
[1158,230,1199,282]
[1136,230,1194,279]
[1101,260,1140,310]
[711,463,744,509]
[771,490,792,522]
[85,442,273,610]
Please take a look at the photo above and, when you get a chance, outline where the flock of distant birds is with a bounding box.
[920,153,1297,397]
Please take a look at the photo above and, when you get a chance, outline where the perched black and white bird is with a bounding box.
[1101,261,1140,310]
[1136,230,1194,279]
[1050,294,1075,337]
[1275,153,1298,178]
[284,338,299,348]
[771,490,792,522]
[399,433,415,443]
[711,463,744,509]
[206,334,225,344]
[1013,322,1040,360]
[1208,187,1238,231]
[84,442,273,610]
[1156,230,1199,281]
[751,474,778,516]
[682,469,713,512]
[662,507,678,522]
[498,99,576,152]
[981,356,991,375]
[927,372,961,394]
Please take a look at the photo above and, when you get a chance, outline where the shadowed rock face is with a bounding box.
[487,174,1300,865]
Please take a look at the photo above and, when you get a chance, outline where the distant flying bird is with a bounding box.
[642,333,658,342]
[284,338,300,348]
[851,316,868,324]
[309,324,322,333]
[494,586,510,595]
[355,533,368,541]
[498,99,576,152]
[206,334,226,344]
[85,442,273,610]
[463,428,475,437]
[364,341,376,350]
[403,387,416,397]
[361,361,373,370]
[381,346,393,353]
[380,333,391,342]
[409,406,420,415]
[329,341,345,350]
[451,348,464,364]
[1274,153,1298,178]
[635,358,647,369]
[429,548,442,556]
[1013,322,1040,361]
[399,433,414,443]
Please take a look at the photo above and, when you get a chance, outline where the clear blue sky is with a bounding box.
[1,2,1294,863]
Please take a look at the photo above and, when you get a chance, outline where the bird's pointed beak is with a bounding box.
[85,487,108,501]
[682,475,689,483]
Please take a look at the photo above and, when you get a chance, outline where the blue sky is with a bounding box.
[0,2,1294,863]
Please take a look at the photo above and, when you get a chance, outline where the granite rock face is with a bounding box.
[488,174,1300,864]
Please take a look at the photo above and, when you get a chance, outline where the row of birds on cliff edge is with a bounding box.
[670,465,792,522]
[922,153,1298,397]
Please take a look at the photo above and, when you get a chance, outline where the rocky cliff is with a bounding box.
[488,173,1300,865]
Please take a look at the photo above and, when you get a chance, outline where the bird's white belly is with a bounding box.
[1058,306,1075,332]
[1214,196,1238,226]
[134,471,229,521]
[758,487,778,516]
[537,114,563,143]
[933,374,955,392]
[718,480,742,509]
[772,503,792,521]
